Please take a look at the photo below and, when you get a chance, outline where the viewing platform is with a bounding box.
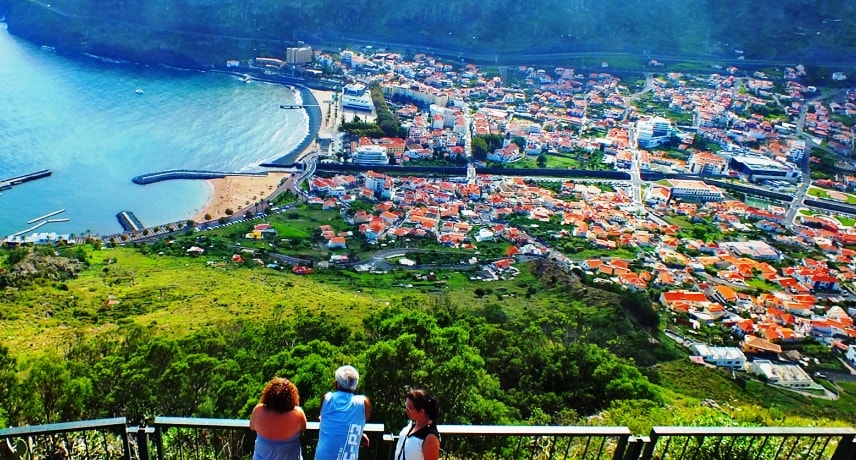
[0,169,52,191]
[0,416,853,460]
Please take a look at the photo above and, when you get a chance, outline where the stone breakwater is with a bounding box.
[131,170,267,185]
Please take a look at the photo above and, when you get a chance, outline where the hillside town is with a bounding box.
[290,45,856,389]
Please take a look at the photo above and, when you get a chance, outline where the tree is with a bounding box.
[536,154,547,168]
[0,344,17,425]
[471,137,489,160]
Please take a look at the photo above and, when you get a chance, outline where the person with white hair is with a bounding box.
[314,365,372,460]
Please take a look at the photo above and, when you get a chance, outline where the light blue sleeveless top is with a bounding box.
[314,391,367,460]
[253,433,302,460]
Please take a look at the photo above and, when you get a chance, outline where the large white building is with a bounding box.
[352,145,389,165]
[689,344,747,369]
[729,155,802,183]
[666,179,725,202]
[285,45,313,65]
[747,360,814,389]
[636,116,672,148]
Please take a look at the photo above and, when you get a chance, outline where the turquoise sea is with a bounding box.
[0,24,307,238]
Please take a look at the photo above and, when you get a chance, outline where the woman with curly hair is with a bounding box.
[250,377,307,460]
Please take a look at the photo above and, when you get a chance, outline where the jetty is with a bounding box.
[0,170,52,191]
[132,169,268,185]
[116,211,144,232]
[28,209,66,224]
[132,170,227,185]
[11,218,69,237]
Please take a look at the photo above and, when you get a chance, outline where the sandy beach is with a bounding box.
[308,87,343,147]
[191,87,341,223]
[192,172,290,223]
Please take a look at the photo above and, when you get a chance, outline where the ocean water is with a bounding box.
[0,25,307,238]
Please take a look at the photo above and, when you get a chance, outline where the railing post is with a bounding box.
[831,433,856,460]
[639,429,659,460]
[612,434,629,460]
[621,436,648,460]
[133,425,154,460]
[154,424,165,460]
[121,428,132,460]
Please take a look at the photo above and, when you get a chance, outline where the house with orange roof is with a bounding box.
[327,236,347,249]
[653,269,678,288]
[730,318,756,337]
[660,290,709,309]
[742,335,783,355]
[583,259,604,271]
[707,285,738,305]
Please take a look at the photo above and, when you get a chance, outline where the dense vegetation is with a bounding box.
[1,0,855,69]
[1,242,855,434]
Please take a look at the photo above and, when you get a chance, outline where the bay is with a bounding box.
[0,24,306,238]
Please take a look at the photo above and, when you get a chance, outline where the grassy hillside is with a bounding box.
[1,243,855,431]
[1,247,385,356]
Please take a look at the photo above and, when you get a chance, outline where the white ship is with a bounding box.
[341,83,373,111]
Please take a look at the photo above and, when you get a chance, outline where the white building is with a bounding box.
[730,155,802,183]
[747,360,814,389]
[689,344,747,369]
[666,179,724,202]
[846,345,856,366]
[636,116,672,148]
[352,145,389,165]
[285,45,313,65]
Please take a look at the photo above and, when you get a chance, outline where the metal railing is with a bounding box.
[0,417,133,460]
[639,426,856,460]
[1,417,854,460]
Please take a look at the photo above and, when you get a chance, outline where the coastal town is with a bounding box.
[287,45,856,390]
[6,43,856,392]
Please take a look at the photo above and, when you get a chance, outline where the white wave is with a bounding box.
[83,53,127,64]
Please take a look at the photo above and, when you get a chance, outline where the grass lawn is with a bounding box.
[546,154,581,168]
[836,216,856,227]
[808,187,856,205]
[746,278,780,292]
[664,215,694,229]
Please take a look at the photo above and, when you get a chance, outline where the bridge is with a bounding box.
[0,416,853,459]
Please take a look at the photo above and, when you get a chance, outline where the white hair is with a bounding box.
[335,365,360,392]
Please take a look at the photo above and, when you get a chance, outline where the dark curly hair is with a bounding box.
[260,378,300,413]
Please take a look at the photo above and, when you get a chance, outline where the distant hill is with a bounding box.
[1,0,855,69]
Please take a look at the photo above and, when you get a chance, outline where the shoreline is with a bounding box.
[191,84,340,223]
[191,172,291,223]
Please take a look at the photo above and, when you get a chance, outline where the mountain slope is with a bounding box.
[1,0,855,68]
